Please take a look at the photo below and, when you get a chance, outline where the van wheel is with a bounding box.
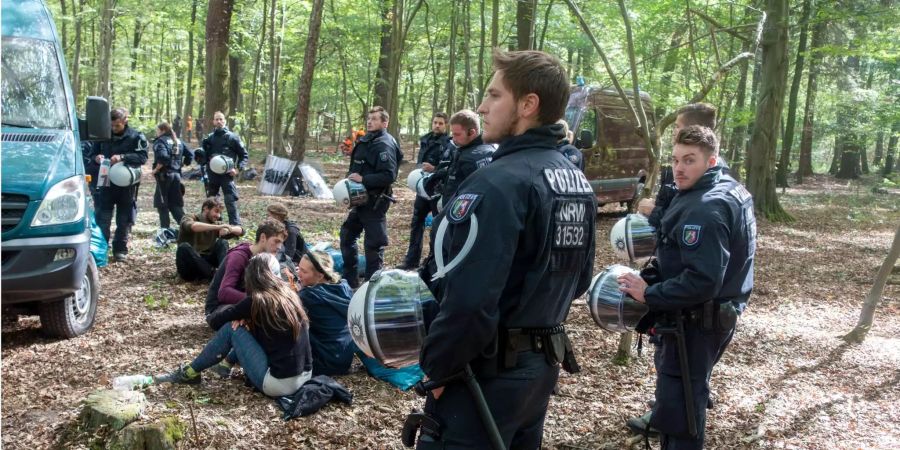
[39,258,99,338]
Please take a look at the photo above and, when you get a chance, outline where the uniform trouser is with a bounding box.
[154,172,185,230]
[176,241,229,281]
[416,351,559,449]
[649,323,735,450]
[97,184,137,254]
[339,203,389,286]
[206,171,242,225]
[403,196,432,267]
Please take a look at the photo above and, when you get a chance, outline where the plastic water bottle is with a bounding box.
[112,375,153,391]
[97,158,111,187]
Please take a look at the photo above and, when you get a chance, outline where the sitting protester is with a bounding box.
[297,250,355,376]
[267,203,307,265]
[176,197,244,281]
[156,253,314,398]
[205,219,286,329]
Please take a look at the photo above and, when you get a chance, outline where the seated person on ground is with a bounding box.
[297,250,355,376]
[205,219,286,329]
[267,202,308,266]
[176,197,244,281]
[156,253,314,398]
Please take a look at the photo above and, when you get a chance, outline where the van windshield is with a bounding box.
[1,37,69,129]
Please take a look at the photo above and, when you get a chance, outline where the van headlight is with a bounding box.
[31,176,86,227]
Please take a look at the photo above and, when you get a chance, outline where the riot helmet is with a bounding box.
[407,168,426,192]
[209,154,235,174]
[332,178,369,208]
[609,213,656,264]
[347,269,435,368]
[587,264,649,333]
[108,162,141,187]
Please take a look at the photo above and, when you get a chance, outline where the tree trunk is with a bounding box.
[796,16,825,182]
[462,0,473,110]
[491,0,499,51]
[516,0,536,50]
[373,0,394,111]
[613,333,634,366]
[834,57,864,179]
[246,0,270,151]
[538,0,554,51]
[128,21,144,116]
[843,224,900,343]
[71,0,84,105]
[183,0,199,135]
[445,0,459,112]
[746,0,792,222]
[882,122,898,175]
[874,130,885,166]
[290,0,326,162]
[273,0,286,153]
[726,54,749,180]
[96,0,116,99]
[477,0,487,101]
[204,0,235,130]
[59,0,68,55]
[267,0,277,154]
[655,30,684,120]
[776,0,812,188]
[424,2,439,114]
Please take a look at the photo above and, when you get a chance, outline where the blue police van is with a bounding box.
[2,0,110,337]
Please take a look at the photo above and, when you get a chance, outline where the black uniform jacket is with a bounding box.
[417,131,451,167]
[201,127,248,170]
[644,167,756,313]
[348,128,399,195]
[83,125,149,174]
[557,140,584,171]
[420,123,597,381]
[153,135,192,172]
[438,135,494,200]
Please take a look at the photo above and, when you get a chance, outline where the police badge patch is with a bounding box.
[380,152,389,162]
[446,193,482,223]
[682,225,701,246]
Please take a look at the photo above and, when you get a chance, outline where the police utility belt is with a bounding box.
[472,325,580,376]
[653,300,738,335]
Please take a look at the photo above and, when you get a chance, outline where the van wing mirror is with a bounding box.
[577,130,594,149]
[79,96,111,141]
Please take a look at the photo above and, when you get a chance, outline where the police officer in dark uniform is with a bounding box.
[201,111,248,226]
[415,50,596,448]
[152,121,193,231]
[618,125,756,450]
[399,112,451,270]
[83,107,149,261]
[556,118,584,171]
[339,106,399,288]
[426,109,495,206]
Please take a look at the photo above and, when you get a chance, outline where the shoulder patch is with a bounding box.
[446,193,482,224]
[380,152,389,162]
[476,157,492,168]
[682,224,702,247]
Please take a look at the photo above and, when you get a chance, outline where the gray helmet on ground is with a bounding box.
[347,269,435,368]
[587,264,649,333]
[108,162,141,187]
[609,213,656,264]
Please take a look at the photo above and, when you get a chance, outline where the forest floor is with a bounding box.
[2,145,899,450]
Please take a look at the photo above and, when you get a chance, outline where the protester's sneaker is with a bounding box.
[210,362,233,379]
[113,252,128,262]
[154,364,201,385]
[625,411,659,437]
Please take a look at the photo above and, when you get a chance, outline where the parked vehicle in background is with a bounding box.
[565,85,656,211]
[2,0,111,338]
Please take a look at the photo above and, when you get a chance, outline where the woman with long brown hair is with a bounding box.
[297,250,355,376]
[156,253,313,397]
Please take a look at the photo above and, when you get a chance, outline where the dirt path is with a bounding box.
[3,153,898,449]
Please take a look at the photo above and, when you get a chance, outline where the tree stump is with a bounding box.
[79,389,146,433]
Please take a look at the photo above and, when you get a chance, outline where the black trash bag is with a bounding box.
[275,375,353,420]
[287,166,308,197]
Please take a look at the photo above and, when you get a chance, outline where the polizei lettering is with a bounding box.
[543,168,592,195]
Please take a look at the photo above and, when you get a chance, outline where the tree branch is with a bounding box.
[618,0,655,159]
[690,8,752,43]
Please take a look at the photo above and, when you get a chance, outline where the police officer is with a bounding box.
[83,107,149,261]
[152,121,192,232]
[201,111,248,226]
[415,50,596,448]
[618,125,756,449]
[432,109,494,202]
[399,113,451,270]
[339,106,399,288]
[556,118,584,171]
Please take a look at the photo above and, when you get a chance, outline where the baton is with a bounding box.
[654,314,698,438]
[413,364,505,450]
